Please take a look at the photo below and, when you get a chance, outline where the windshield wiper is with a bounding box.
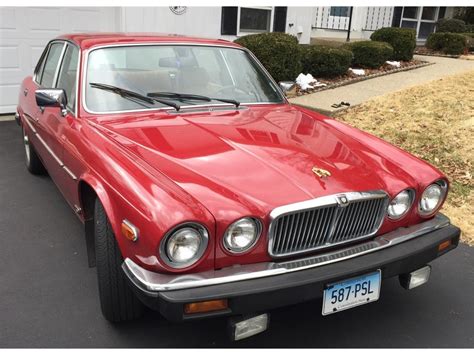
[89,83,181,111]
[147,91,240,108]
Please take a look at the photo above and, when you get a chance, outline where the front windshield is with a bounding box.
[85,45,284,113]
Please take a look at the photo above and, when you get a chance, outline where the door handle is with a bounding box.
[23,88,28,96]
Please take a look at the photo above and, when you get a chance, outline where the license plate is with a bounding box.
[322,270,381,315]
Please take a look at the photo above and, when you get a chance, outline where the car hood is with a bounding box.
[94,105,420,219]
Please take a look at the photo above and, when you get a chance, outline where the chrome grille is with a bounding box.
[269,191,388,258]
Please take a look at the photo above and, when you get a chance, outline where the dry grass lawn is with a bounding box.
[336,70,474,245]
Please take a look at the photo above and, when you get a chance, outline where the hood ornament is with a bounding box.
[312,167,331,178]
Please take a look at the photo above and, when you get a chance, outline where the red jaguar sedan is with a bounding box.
[16,33,460,341]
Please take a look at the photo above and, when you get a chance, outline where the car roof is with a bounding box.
[57,33,242,50]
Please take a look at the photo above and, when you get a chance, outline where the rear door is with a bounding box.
[31,41,67,181]
[20,41,65,176]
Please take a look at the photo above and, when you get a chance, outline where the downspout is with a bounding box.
[346,6,354,42]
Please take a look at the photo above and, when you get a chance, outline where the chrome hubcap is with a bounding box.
[23,129,30,164]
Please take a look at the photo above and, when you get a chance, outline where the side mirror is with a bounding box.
[35,89,68,117]
[279,81,297,98]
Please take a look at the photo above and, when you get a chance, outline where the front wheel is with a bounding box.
[94,198,144,322]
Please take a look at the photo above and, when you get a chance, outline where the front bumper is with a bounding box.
[123,214,460,322]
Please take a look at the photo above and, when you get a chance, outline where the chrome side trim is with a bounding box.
[35,132,63,167]
[268,190,389,258]
[53,42,68,88]
[23,117,77,181]
[23,115,37,133]
[122,213,450,292]
[63,165,77,181]
[34,40,68,86]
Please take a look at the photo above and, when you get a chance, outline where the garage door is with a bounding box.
[0,7,119,114]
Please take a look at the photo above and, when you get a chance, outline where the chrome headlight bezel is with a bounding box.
[387,189,415,220]
[418,180,448,217]
[160,222,209,269]
[223,217,262,254]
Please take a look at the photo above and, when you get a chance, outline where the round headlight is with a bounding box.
[162,224,208,268]
[419,181,447,216]
[387,190,413,219]
[223,218,261,253]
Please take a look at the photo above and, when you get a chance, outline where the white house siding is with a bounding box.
[311,7,394,41]
[311,6,455,43]
[285,7,314,44]
[120,7,314,44]
[121,7,235,41]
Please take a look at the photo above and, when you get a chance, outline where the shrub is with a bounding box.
[300,45,352,78]
[343,41,394,68]
[436,18,467,33]
[370,27,416,61]
[454,7,474,25]
[462,33,474,51]
[466,24,474,33]
[426,32,467,55]
[234,33,302,82]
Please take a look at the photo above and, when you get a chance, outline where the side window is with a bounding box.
[34,46,49,83]
[56,45,79,112]
[38,42,64,88]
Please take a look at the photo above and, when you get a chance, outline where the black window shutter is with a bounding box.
[273,7,287,32]
[391,7,403,27]
[221,7,238,35]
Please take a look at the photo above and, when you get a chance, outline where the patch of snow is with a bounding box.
[349,68,365,76]
[295,73,327,90]
[386,61,401,67]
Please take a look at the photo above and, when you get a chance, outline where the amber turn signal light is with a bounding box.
[121,219,139,242]
[184,299,228,314]
[438,240,452,252]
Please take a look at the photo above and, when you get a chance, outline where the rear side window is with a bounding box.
[37,42,64,87]
[56,44,79,112]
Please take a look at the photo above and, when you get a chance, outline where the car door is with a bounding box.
[52,42,83,210]
[29,41,67,182]
[20,41,63,173]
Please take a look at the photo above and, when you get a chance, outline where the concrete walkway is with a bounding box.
[289,55,474,115]
[0,114,14,122]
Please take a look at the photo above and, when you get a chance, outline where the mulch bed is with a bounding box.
[414,47,463,58]
[293,60,432,97]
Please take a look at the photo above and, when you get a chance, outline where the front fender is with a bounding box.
[78,123,216,274]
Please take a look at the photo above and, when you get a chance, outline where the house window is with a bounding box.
[330,7,350,17]
[421,7,437,20]
[239,7,272,32]
[221,7,286,36]
[419,22,436,38]
[401,21,417,29]
[399,7,440,41]
[402,7,418,19]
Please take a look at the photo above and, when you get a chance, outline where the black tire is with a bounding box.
[94,198,144,322]
[22,125,45,175]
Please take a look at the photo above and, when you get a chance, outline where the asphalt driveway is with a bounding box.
[0,120,473,348]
